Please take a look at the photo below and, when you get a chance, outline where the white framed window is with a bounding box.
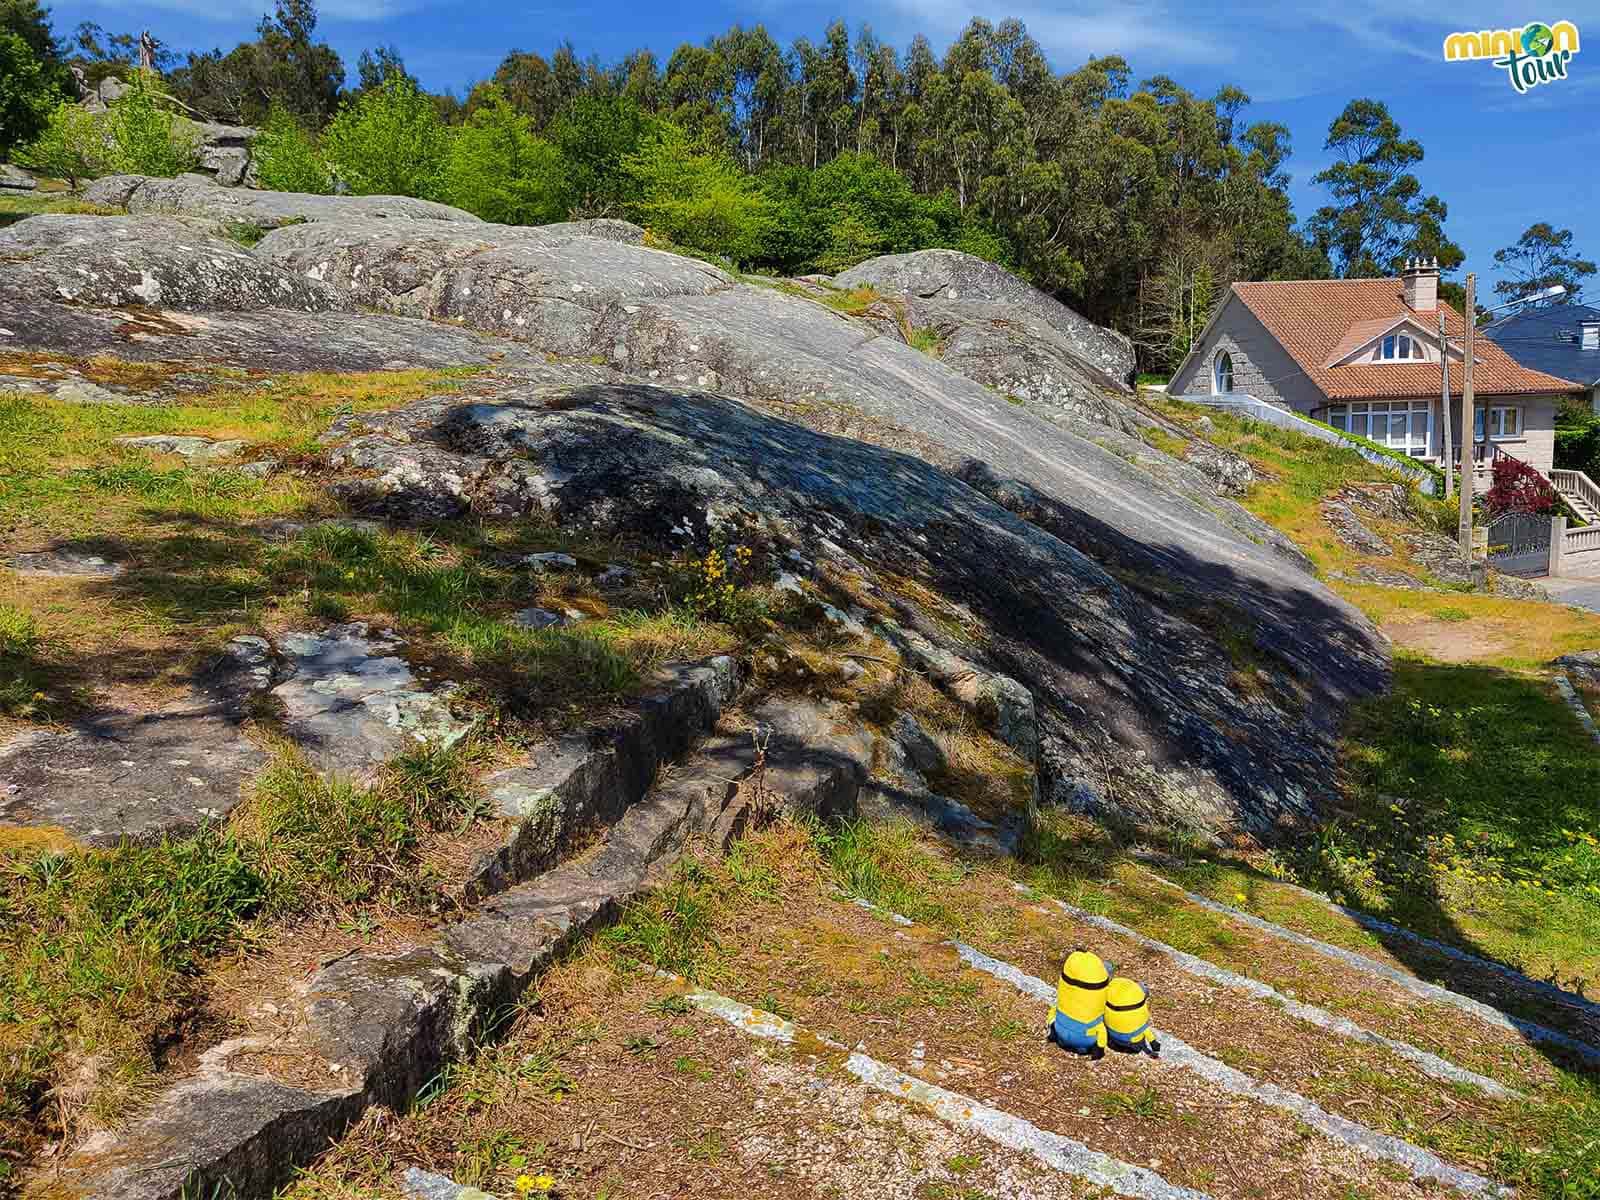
[1475,406,1522,439]
[1213,350,1234,394]
[1377,333,1426,361]
[1326,400,1433,457]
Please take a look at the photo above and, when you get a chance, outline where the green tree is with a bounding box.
[1309,99,1464,279]
[16,99,106,183]
[322,74,447,198]
[550,93,650,215]
[167,0,343,127]
[104,70,197,176]
[0,30,56,158]
[1493,223,1596,304]
[251,101,329,193]
[441,88,567,224]
[622,120,774,264]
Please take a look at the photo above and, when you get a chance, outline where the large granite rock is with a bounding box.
[255,218,729,340]
[0,163,37,191]
[192,124,259,187]
[835,248,1136,384]
[84,174,480,230]
[0,292,542,381]
[0,214,337,312]
[321,377,1386,837]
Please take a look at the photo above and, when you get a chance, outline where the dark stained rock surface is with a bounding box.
[835,248,1136,384]
[321,378,1386,836]
[1,215,337,312]
[84,174,480,229]
[0,638,274,845]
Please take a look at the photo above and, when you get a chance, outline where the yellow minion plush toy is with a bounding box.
[1104,976,1160,1056]
[1046,950,1108,1058]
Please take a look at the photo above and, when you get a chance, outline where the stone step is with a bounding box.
[840,897,1504,1196]
[673,978,1213,1200]
[1002,884,1516,1098]
[47,694,870,1200]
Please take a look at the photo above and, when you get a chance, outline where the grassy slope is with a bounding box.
[1149,397,1600,978]
[0,362,887,1173]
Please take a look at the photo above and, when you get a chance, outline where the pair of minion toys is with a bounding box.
[1046,950,1160,1059]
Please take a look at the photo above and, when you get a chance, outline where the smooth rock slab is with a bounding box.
[85,174,480,230]
[7,548,124,578]
[271,622,470,779]
[1,215,338,312]
[0,638,274,845]
[117,434,248,461]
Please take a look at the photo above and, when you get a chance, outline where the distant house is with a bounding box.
[1484,302,1600,414]
[1169,261,1582,479]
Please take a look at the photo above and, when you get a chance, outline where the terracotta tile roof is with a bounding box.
[1232,279,1581,400]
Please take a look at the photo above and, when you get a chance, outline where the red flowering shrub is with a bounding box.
[1484,455,1558,516]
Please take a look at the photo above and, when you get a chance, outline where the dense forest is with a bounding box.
[2,0,1488,369]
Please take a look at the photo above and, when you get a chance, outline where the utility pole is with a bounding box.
[1457,272,1476,555]
[1439,307,1452,500]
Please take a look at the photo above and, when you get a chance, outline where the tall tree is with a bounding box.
[1493,223,1596,303]
[1309,99,1462,279]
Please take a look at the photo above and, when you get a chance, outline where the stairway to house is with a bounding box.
[1554,468,1600,525]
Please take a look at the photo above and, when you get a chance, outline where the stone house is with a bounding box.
[1170,262,1580,479]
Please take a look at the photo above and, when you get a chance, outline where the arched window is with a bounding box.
[1213,351,1235,394]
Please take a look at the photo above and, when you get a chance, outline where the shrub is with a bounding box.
[322,74,448,199]
[16,100,108,186]
[1555,399,1600,479]
[441,89,566,224]
[622,121,774,266]
[1484,454,1558,516]
[0,30,56,159]
[104,72,199,177]
[251,103,330,194]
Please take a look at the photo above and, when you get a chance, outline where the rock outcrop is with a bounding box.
[1,201,1392,837]
[84,173,480,230]
[1,214,337,311]
[836,248,1136,384]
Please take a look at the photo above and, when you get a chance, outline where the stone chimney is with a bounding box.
[1582,319,1599,351]
[1401,257,1439,312]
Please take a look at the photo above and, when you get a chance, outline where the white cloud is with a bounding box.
[872,0,1233,64]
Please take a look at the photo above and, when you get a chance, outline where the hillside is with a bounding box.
[1,177,1597,1200]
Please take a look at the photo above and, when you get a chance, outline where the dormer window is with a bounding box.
[1213,351,1234,394]
[1379,333,1426,361]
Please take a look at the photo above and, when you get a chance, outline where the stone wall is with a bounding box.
[1172,294,1325,413]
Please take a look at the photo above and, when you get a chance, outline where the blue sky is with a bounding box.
[45,0,1600,295]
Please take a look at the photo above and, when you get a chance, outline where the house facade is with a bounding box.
[1484,301,1600,414]
[1170,262,1580,478]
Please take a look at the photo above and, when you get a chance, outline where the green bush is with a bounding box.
[104,72,199,177]
[622,121,774,266]
[1556,399,1600,479]
[322,74,447,199]
[0,30,56,160]
[16,100,107,186]
[251,103,330,194]
[441,89,566,224]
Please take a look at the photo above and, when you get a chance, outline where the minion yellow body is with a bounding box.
[1046,951,1108,1057]
[1104,977,1160,1056]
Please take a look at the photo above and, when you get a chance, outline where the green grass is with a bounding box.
[0,604,59,721]
[0,191,119,230]
[1280,659,1600,983]
[0,738,485,1161]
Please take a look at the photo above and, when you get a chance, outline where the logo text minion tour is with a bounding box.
[1443,20,1580,93]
